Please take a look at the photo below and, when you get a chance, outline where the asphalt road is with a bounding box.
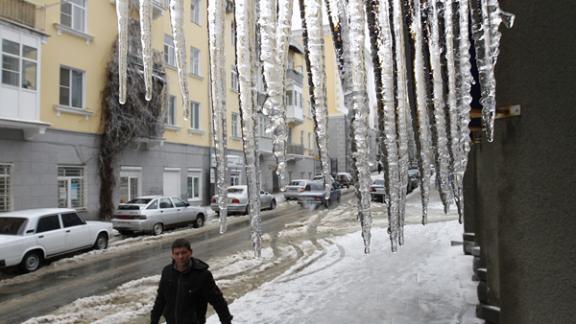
[0,193,353,323]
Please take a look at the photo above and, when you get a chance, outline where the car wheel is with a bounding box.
[194,214,205,228]
[152,223,164,235]
[20,251,42,273]
[94,233,109,250]
[270,200,277,210]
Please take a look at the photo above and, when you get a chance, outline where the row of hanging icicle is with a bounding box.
[114,0,514,255]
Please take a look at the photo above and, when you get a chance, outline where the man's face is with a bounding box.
[172,247,192,268]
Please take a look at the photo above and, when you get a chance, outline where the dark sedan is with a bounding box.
[297,181,341,209]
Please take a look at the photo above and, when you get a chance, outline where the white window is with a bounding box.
[231,65,239,92]
[187,171,202,200]
[1,40,37,90]
[286,90,293,105]
[190,47,201,76]
[231,112,239,138]
[191,0,201,24]
[230,174,240,186]
[258,114,267,136]
[165,95,176,125]
[61,0,86,32]
[0,165,11,212]
[58,166,86,209]
[59,66,84,108]
[164,35,176,67]
[119,167,141,203]
[190,101,200,130]
[287,128,292,144]
[230,21,236,46]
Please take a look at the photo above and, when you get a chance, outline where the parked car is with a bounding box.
[283,179,312,201]
[0,208,112,273]
[210,185,276,215]
[407,168,420,193]
[112,196,206,236]
[297,181,341,209]
[335,172,353,188]
[312,174,335,182]
[370,178,386,202]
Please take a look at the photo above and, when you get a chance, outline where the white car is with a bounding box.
[283,179,312,200]
[0,208,112,273]
[211,185,276,215]
[112,196,207,236]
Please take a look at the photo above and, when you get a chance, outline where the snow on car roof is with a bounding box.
[0,208,76,218]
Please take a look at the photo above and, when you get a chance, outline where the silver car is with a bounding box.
[211,185,276,215]
[112,196,207,235]
[283,179,312,201]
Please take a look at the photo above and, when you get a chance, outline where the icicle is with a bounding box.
[168,0,190,118]
[342,0,372,253]
[139,0,153,101]
[409,0,433,225]
[443,0,463,220]
[373,0,401,252]
[235,0,262,257]
[427,0,452,213]
[469,0,514,142]
[302,0,333,201]
[259,0,293,191]
[208,0,229,233]
[453,0,473,223]
[115,0,129,105]
[392,0,411,246]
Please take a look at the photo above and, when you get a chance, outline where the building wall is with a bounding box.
[466,1,576,322]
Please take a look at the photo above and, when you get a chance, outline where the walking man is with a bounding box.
[151,238,233,324]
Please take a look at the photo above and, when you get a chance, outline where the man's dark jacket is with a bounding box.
[151,257,233,324]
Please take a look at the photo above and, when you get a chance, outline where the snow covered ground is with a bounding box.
[21,184,479,324]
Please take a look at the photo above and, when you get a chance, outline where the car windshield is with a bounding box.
[0,217,27,235]
[373,179,385,186]
[126,198,153,204]
[227,188,244,193]
[289,181,305,186]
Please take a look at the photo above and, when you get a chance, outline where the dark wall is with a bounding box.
[468,1,576,323]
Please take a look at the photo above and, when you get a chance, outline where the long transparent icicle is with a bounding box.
[454,0,473,223]
[428,0,452,213]
[115,0,128,105]
[375,0,401,252]
[345,0,372,253]
[208,0,228,232]
[392,0,410,245]
[139,0,153,101]
[410,0,433,225]
[169,0,190,118]
[303,0,333,200]
[235,0,262,257]
[443,0,462,216]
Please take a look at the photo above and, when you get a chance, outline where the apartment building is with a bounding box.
[0,0,320,218]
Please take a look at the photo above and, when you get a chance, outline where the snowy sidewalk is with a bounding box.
[207,221,480,324]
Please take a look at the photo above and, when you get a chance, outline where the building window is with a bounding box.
[61,0,86,32]
[230,174,240,186]
[119,167,141,204]
[191,0,201,24]
[59,66,84,108]
[1,40,37,90]
[187,171,202,200]
[231,112,239,138]
[164,35,176,67]
[287,128,292,144]
[0,165,11,212]
[286,90,293,106]
[58,166,86,209]
[190,47,201,76]
[190,101,200,130]
[165,95,176,125]
[230,21,236,46]
[231,65,239,92]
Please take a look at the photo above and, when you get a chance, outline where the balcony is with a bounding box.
[287,68,303,87]
[286,105,304,124]
[287,144,304,155]
[0,0,35,28]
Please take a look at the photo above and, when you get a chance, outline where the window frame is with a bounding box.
[57,166,86,210]
[190,47,201,77]
[186,170,202,201]
[231,112,239,138]
[191,0,201,25]
[1,40,38,90]
[0,164,12,212]
[59,66,85,109]
[190,101,201,130]
[36,214,62,233]
[163,35,176,67]
[165,95,176,126]
[231,65,239,92]
[60,0,87,33]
